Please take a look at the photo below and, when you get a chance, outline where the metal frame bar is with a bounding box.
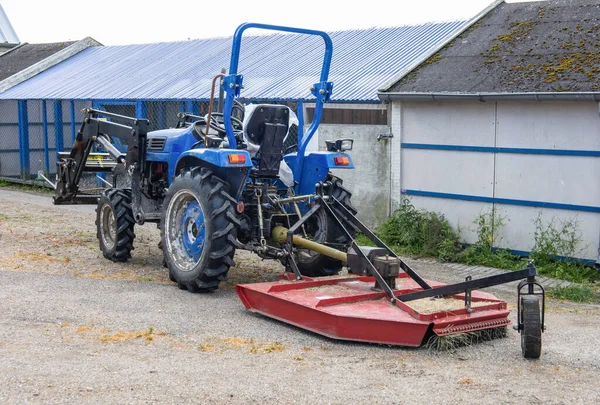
[53,100,64,153]
[70,101,76,144]
[285,203,322,280]
[517,277,546,332]
[282,182,431,298]
[17,100,30,178]
[330,196,432,290]
[397,266,537,302]
[42,100,49,174]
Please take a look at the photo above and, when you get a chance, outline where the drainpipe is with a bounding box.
[378,92,600,103]
[597,102,600,266]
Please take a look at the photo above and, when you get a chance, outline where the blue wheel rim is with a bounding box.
[164,190,209,272]
[180,200,206,261]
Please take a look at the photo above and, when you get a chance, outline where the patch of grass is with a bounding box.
[365,202,598,294]
[0,179,54,194]
[547,285,599,303]
[459,246,527,270]
[376,200,461,260]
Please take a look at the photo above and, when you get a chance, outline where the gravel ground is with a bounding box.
[0,188,599,404]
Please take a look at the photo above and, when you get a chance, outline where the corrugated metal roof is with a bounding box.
[0,21,465,102]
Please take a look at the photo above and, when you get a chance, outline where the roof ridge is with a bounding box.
[99,22,468,47]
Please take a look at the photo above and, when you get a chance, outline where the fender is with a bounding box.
[175,149,252,200]
[284,151,354,196]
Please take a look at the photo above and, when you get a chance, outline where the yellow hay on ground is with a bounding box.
[406,297,496,314]
[304,284,353,292]
[99,328,161,343]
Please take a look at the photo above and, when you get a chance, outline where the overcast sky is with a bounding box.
[0,0,521,45]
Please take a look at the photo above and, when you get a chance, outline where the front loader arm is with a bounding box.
[53,108,148,204]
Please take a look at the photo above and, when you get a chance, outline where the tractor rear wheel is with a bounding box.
[161,167,238,292]
[521,295,542,359]
[296,176,356,277]
[96,189,135,262]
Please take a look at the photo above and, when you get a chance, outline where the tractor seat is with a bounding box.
[243,105,290,178]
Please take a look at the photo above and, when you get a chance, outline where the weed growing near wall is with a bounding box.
[370,200,598,288]
[376,200,461,260]
[530,214,597,283]
[458,210,527,270]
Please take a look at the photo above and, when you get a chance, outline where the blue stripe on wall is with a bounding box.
[401,143,600,157]
[402,189,600,213]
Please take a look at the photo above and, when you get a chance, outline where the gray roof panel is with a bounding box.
[387,0,600,94]
[0,42,75,81]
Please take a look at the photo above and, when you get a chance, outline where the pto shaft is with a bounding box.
[271,226,347,262]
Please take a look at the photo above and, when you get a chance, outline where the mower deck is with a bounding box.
[236,273,510,347]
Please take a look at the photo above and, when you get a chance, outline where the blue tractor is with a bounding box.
[51,24,546,358]
[53,23,358,292]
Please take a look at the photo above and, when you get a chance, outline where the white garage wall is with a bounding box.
[393,99,600,261]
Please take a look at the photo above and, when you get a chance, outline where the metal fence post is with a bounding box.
[17,99,30,179]
[157,101,166,129]
[42,100,50,174]
[54,100,64,152]
[135,100,147,119]
[70,100,76,145]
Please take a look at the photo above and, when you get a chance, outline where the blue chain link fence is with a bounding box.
[0,100,191,181]
[0,99,301,184]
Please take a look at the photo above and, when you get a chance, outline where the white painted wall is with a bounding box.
[316,124,391,229]
[393,99,600,261]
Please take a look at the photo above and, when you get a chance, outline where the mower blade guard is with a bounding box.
[236,274,511,347]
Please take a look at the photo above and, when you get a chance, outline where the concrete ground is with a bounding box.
[0,188,599,404]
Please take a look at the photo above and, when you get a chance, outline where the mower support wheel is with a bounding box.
[521,295,542,359]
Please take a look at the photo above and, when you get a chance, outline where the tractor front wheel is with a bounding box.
[161,167,238,292]
[96,189,135,262]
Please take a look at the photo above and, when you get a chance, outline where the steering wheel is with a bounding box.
[191,115,244,142]
[209,113,244,132]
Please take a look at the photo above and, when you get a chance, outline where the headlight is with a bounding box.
[340,139,353,151]
[325,139,354,152]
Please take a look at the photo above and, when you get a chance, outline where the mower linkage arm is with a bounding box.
[282,181,432,302]
[283,182,545,311]
[397,262,538,302]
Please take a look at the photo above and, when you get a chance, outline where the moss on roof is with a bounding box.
[0,42,75,82]
[388,0,600,93]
